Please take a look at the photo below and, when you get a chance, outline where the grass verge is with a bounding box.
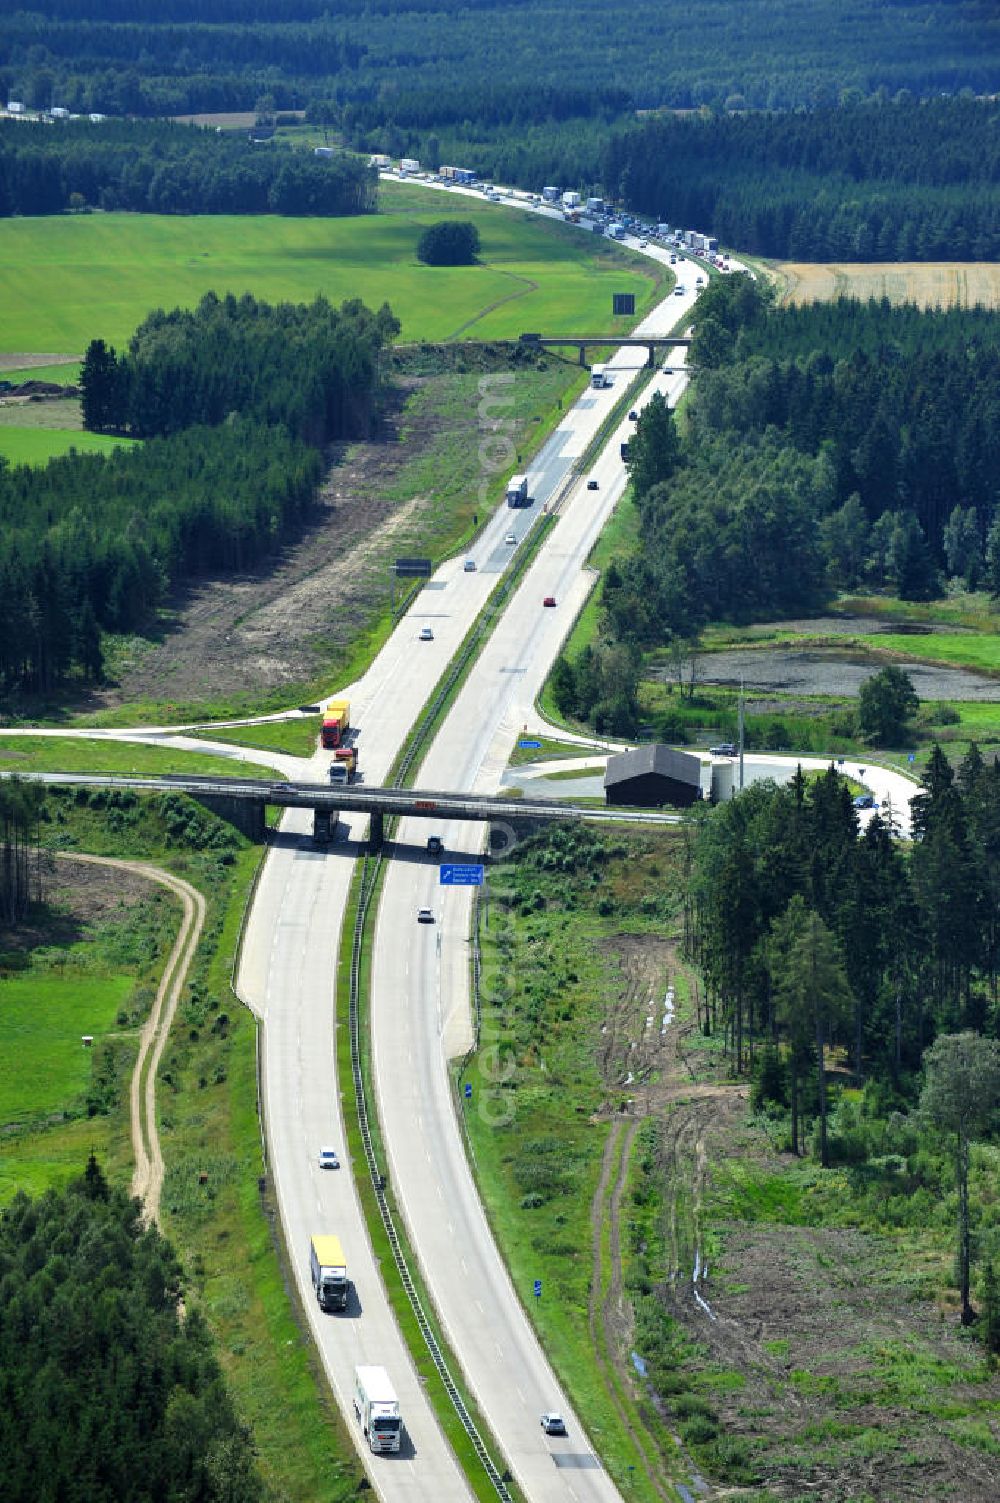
[461,821,688,1500]
[0,734,281,780]
[4,791,368,1500]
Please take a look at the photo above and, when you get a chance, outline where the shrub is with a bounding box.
[417,221,480,266]
[681,1415,720,1445]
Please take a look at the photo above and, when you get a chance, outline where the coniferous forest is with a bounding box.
[1,0,995,118]
[598,278,1000,660]
[0,294,398,694]
[0,118,375,218]
[0,1161,266,1503]
[605,97,1000,262]
[688,749,1000,1089]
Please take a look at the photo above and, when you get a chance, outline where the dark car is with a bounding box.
[586,478,599,490]
[853,793,877,810]
[426,836,444,855]
[709,743,737,757]
[628,409,638,421]
[543,596,556,607]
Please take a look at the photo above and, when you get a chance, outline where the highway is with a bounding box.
[235,261,701,1503]
[11,180,910,1502]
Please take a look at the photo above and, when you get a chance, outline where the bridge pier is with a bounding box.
[369,810,384,853]
[193,794,266,842]
[579,345,586,366]
[647,344,655,367]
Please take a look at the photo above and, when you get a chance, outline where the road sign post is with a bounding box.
[533,1279,542,1301]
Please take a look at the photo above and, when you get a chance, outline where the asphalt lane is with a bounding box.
[236,261,690,1502]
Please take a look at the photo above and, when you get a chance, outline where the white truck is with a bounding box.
[586,196,605,215]
[561,190,580,209]
[353,1366,403,1453]
[505,473,531,508]
[399,157,420,174]
[310,1234,349,1312]
[591,363,611,389]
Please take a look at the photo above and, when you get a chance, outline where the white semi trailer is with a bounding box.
[353,1366,403,1453]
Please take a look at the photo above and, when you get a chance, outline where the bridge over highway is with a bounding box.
[518,331,692,366]
[16,771,680,847]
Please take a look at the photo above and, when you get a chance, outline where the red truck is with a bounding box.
[321,698,350,749]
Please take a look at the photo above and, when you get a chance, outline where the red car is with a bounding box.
[543,596,556,607]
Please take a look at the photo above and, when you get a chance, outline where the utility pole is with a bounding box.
[738,674,745,792]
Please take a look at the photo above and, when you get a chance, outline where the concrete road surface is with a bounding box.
[235,281,689,1502]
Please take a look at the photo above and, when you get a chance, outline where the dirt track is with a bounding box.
[57,853,205,1226]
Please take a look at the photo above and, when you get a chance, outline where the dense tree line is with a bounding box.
[2,1,995,121]
[0,1159,266,1502]
[606,97,1000,262]
[0,420,321,692]
[81,291,399,442]
[596,279,1000,667]
[0,779,45,925]
[686,749,1000,1329]
[688,279,1000,588]
[689,746,1000,1085]
[0,119,375,217]
[0,290,396,693]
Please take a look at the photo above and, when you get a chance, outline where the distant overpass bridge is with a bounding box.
[518,332,692,368]
[19,771,679,850]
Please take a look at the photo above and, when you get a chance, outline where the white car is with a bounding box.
[419,626,434,641]
[464,559,476,572]
[541,1413,567,1435]
[417,907,435,924]
[504,532,517,545]
[638,239,648,248]
[318,1147,340,1170]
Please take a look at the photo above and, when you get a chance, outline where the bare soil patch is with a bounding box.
[92,379,446,711]
[0,854,151,958]
[668,1210,1000,1501]
[170,111,305,129]
[688,645,1000,702]
[643,1046,1000,1501]
[0,352,80,372]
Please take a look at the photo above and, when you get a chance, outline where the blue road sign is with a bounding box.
[464,1083,472,1100]
[533,1279,542,1299]
[440,863,485,886]
[519,739,542,748]
[908,753,916,763]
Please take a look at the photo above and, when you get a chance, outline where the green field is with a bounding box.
[0,426,134,466]
[0,192,660,355]
[860,631,1000,674]
[0,361,82,384]
[0,735,282,779]
[0,973,132,1124]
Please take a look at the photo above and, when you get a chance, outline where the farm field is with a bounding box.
[0,425,133,466]
[0,192,659,356]
[777,261,1000,307]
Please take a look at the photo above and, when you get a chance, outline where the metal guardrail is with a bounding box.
[338,528,547,1502]
[348,850,513,1502]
